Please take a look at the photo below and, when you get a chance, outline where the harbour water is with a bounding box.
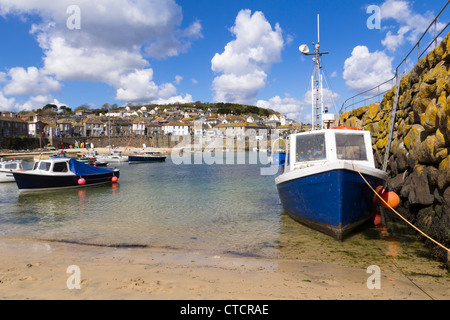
[0,153,282,257]
[0,152,448,276]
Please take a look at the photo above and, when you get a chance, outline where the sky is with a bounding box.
[0,0,449,123]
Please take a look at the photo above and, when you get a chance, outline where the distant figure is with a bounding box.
[61,142,65,149]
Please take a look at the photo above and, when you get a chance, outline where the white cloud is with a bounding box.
[342,0,441,95]
[380,0,441,52]
[3,67,61,96]
[115,69,159,102]
[115,69,192,104]
[152,94,193,105]
[0,91,16,111]
[42,37,149,83]
[0,91,67,112]
[0,0,202,105]
[257,95,305,123]
[174,75,183,84]
[343,46,394,92]
[19,95,65,111]
[211,9,284,104]
[213,71,267,103]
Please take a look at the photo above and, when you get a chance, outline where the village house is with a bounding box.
[83,118,104,137]
[21,112,45,137]
[214,122,268,141]
[268,113,286,126]
[71,121,84,137]
[146,123,163,136]
[57,119,73,137]
[44,123,60,138]
[162,121,189,136]
[0,115,29,137]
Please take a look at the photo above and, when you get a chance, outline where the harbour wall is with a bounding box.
[340,33,450,263]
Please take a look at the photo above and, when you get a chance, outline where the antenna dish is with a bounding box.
[299,44,310,54]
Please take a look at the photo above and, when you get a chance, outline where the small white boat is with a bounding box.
[0,159,24,183]
[97,150,129,163]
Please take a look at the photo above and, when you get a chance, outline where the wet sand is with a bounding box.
[1,236,448,300]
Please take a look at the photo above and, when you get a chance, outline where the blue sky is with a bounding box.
[0,0,449,123]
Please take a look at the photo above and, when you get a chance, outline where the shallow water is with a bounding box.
[0,153,282,257]
[0,153,447,279]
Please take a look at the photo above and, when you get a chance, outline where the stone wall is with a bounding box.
[340,33,450,262]
[0,136,48,151]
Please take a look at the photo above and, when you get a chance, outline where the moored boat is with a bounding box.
[128,150,167,163]
[12,157,119,192]
[97,150,129,163]
[275,16,387,240]
[0,159,24,183]
[275,128,387,240]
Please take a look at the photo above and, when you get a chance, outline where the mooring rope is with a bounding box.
[352,163,450,253]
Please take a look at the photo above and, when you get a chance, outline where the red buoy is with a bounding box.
[78,178,86,185]
[373,211,382,226]
[381,191,400,209]
[111,176,118,183]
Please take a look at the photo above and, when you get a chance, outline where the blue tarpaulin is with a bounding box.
[69,159,115,176]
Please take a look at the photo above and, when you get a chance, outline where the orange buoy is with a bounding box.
[111,176,118,183]
[381,191,400,209]
[78,178,86,185]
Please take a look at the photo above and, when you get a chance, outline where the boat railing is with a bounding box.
[340,0,450,115]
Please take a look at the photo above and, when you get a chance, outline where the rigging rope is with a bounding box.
[352,163,450,253]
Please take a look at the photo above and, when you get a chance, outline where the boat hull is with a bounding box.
[276,168,385,240]
[128,155,166,163]
[0,171,15,183]
[13,170,119,192]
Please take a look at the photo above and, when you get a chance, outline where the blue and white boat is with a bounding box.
[275,16,387,240]
[275,128,387,240]
[13,157,119,192]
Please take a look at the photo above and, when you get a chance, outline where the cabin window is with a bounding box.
[296,134,326,162]
[335,134,368,161]
[53,162,68,173]
[38,162,51,171]
[4,163,16,170]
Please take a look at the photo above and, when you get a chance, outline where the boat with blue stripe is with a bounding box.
[13,157,120,192]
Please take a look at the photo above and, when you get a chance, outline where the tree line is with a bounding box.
[30,102,277,118]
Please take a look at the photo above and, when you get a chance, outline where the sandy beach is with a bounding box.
[0,238,449,301]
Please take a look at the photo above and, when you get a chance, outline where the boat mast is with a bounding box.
[300,14,328,131]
